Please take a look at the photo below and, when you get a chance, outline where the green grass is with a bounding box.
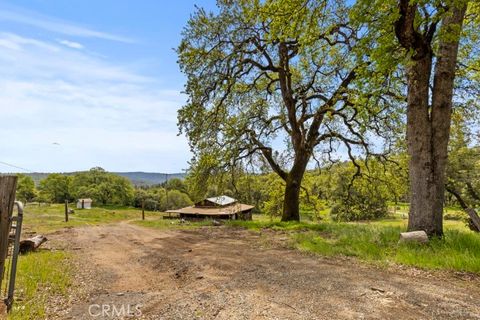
[227,215,480,273]
[21,204,151,234]
[8,250,71,320]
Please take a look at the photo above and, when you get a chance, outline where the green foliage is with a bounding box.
[166,189,193,210]
[183,153,224,202]
[16,173,37,203]
[329,161,394,222]
[177,0,400,221]
[446,113,480,199]
[184,155,409,222]
[36,168,134,205]
[300,174,327,218]
[260,174,285,219]
[134,186,192,211]
[163,178,187,193]
[71,167,134,206]
[38,173,73,203]
[330,196,388,222]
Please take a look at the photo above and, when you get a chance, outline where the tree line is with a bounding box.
[15,167,192,210]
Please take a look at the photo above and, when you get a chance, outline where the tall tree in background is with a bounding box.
[71,167,134,206]
[178,0,398,221]
[16,174,36,204]
[38,173,72,203]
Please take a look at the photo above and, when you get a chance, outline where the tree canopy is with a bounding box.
[178,0,400,221]
[16,174,36,203]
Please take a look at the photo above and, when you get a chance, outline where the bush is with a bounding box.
[330,191,389,222]
[444,210,467,221]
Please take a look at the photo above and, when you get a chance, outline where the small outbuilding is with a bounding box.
[76,198,93,209]
[167,195,253,220]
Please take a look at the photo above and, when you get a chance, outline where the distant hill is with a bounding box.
[115,172,186,186]
[22,171,186,186]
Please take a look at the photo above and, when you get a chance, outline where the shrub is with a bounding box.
[330,190,389,222]
[444,210,467,221]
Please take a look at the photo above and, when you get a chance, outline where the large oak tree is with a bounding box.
[177,0,398,221]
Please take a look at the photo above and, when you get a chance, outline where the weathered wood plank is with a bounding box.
[0,175,18,284]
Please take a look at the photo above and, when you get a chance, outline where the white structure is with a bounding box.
[205,195,237,206]
[76,198,93,209]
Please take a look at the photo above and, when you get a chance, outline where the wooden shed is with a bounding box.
[166,195,253,220]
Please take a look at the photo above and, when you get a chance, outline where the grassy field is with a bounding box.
[227,211,480,273]
[20,203,153,234]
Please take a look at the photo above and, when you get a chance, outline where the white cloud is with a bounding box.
[0,5,133,43]
[0,32,58,51]
[57,39,84,50]
[0,33,147,82]
[0,32,190,172]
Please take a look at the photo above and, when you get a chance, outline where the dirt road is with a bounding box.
[48,222,480,319]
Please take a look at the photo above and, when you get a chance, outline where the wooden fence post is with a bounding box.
[65,200,69,222]
[0,176,18,285]
[142,200,145,220]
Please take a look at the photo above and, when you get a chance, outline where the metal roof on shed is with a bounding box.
[166,203,254,216]
[205,195,237,206]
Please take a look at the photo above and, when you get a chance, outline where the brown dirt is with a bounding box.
[0,302,6,319]
[47,222,480,319]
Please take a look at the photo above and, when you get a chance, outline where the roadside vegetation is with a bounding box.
[9,251,71,320]
[227,212,480,273]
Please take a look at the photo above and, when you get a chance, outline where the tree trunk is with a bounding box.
[19,235,48,254]
[405,4,467,237]
[466,208,480,232]
[281,155,308,221]
[282,177,301,221]
[429,4,468,236]
[445,185,480,232]
[406,55,439,236]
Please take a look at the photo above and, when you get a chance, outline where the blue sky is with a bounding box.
[0,0,216,173]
